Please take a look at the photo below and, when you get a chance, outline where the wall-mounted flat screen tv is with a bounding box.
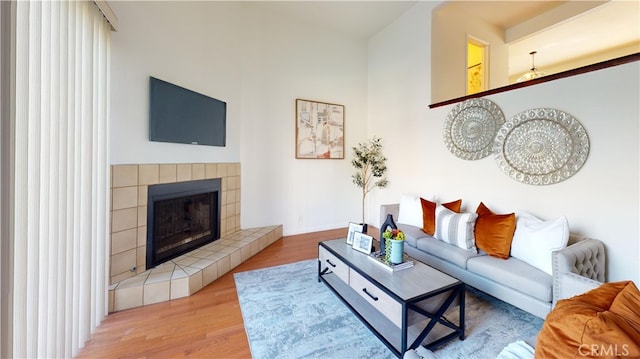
[149,77,226,147]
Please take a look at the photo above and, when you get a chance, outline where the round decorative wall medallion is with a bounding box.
[443,98,505,160]
[493,108,590,185]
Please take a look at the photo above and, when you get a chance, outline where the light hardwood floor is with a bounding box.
[77,227,361,358]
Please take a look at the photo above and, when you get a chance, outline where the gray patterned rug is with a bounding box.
[234,259,542,358]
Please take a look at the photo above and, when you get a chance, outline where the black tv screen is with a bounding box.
[149,77,226,147]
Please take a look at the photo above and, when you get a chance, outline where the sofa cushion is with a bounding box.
[434,205,478,252]
[398,193,433,228]
[397,223,429,248]
[467,255,552,302]
[420,198,461,235]
[511,212,569,275]
[535,281,640,359]
[416,236,483,269]
[474,202,516,259]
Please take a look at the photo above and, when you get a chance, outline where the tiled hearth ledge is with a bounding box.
[109,225,283,312]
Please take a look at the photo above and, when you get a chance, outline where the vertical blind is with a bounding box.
[10,1,111,357]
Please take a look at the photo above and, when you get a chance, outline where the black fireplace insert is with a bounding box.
[146,178,221,269]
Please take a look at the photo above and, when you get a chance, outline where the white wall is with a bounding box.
[368,2,640,283]
[109,2,368,235]
[237,5,369,233]
[110,1,243,164]
[431,3,509,104]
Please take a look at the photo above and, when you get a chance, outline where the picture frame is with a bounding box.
[295,99,344,159]
[346,222,364,245]
[352,232,373,255]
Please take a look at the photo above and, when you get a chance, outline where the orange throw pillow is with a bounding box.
[420,198,461,235]
[474,202,516,259]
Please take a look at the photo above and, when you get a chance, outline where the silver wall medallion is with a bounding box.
[494,108,589,185]
[443,98,505,160]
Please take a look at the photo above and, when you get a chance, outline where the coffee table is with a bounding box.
[318,238,465,357]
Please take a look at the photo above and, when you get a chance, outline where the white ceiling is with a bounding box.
[504,0,640,75]
[248,1,418,40]
[250,0,639,77]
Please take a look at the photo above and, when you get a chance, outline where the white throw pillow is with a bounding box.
[510,212,569,275]
[397,193,433,228]
[434,205,478,252]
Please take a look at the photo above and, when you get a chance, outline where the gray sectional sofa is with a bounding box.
[381,204,606,319]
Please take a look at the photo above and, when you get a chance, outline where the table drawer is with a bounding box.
[349,268,402,328]
[319,246,349,284]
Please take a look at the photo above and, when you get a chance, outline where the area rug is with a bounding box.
[234,259,543,358]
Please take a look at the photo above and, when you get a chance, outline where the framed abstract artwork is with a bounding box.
[295,99,344,159]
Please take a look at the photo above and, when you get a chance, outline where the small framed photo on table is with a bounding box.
[352,232,374,254]
[346,222,364,245]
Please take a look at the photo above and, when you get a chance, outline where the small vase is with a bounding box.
[389,239,404,264]
[379,214,397,255]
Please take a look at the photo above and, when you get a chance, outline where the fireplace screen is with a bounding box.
[147,179,221,269]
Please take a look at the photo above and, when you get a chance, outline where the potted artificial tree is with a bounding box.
[351,136,389,232]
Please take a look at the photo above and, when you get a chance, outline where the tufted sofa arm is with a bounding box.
[556,272,601,301]
[552,238,605,307]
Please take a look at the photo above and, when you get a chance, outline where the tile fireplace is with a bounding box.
[110,163,240,284]
[109,162,283,312]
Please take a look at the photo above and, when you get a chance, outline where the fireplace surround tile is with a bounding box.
[190,258,215,269]
[136,226,146,247]
[111,269,135,285]
[183,266,203,294]
[139,164,159,185]
[112,207,138,233]
[241,245,252,262]
[136,247,146,275]
[112,164,138,187]
[112,186,138,210]
[118,272,149,288]
[111,248,136,277]
[111,228,137,255]
[114,285,143,312]
[202,264,218,287]
[159,164,177,183]
[171,267,188,280]
[146,270,173,284]
[217,255,231,276]
[136,206,146,229]
[170,277,189,300]
[216,245,238,255]
[187,249,211,259]
[192,164,205,180]
[137,185,148,206]
[205,251,227,262]
[176,164,192,182]
[229,250,242,268]
[174,256,199,267]
[205,163,218,178]
[143,281,170,305]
